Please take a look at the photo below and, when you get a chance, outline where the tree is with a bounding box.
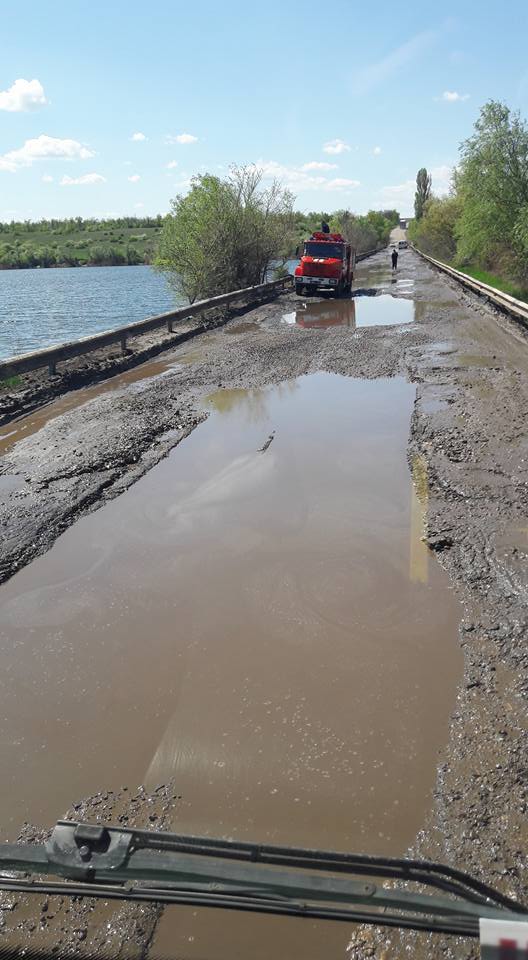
[455,100,528,281]
[381,209,400,228]
[157,166,294,302]
[329,209,395,254]
[414,168,432,220]
[408,196,462,262]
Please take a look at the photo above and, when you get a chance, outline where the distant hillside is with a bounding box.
[0,216,163,269]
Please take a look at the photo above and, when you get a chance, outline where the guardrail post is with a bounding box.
[48,359,56,376]
[167,318,173,333]
[120,334,127,355]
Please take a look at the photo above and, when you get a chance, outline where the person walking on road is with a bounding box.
[391,248,398,271]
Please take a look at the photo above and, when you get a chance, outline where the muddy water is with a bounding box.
[0,372,461,853]
[283,294,414,330]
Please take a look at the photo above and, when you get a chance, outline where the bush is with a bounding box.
[157,165,294,302]
[408,196,461,262]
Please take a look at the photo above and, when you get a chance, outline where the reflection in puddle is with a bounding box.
[410,455,429,584]
[283,295,415,330]
[354,294,415,326]
[205,382,298,419]
[283,299,356,329]
[0,372,461,863]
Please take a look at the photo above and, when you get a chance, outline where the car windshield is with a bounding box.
[303,242,344,259]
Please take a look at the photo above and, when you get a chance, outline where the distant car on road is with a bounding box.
[398,240,408,250]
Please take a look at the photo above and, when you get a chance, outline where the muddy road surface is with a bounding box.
[0,249,527,959]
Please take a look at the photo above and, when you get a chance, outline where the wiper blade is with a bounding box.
[0,820,525,940]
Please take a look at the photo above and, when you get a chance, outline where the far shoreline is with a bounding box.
[0,261,155,272]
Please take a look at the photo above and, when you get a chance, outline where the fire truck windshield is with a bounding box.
[303,242,343,259]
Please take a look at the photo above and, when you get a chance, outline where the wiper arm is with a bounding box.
[0,820,525,940]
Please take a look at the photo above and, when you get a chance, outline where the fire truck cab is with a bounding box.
[294,232,355,297]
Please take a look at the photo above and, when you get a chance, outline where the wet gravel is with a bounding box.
[1,250,528,957]
[0,784,179,958]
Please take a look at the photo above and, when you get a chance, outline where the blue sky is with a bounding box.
[1,0,528,221]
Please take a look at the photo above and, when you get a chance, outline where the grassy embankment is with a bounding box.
[0,375,22,391]
[0,217,163,269]
[457,266,528,302]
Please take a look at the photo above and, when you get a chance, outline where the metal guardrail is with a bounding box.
[411,246,528,329]
[356,249,379,262]
[0,275,292,380]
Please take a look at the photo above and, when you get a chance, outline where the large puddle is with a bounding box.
[282,294,414,330]
[0,372,461,857]
[0,371,463,958]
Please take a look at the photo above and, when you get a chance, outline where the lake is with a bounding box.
[0,265,181,361]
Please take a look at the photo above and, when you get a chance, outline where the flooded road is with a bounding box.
[2,246,527,959]
[282,294,415,330]
[0,371,461,857]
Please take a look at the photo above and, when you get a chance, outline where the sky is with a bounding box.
[1,0,528,222]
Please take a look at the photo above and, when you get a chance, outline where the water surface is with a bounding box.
[0,264,179,360]
[0,372,461,855]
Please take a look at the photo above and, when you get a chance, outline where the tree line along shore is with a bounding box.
[0,216,163,269]
[0,206,398,273]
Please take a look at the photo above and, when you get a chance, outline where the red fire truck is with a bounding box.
[294,232,355,297]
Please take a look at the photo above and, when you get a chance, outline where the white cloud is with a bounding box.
[130,132,147,141]
[325,177,360,190]
[128,174,141,182]
[323,139,351,155]
[301,161,338,171]
[439,90,469,102]
[134,202,145,209]
[378,165,453,210]
[431,164,453,195]
[378,179,416,212]
[60,173,106,186]
[166,160,178,169]
[0,78,48,112]
[0,135,95,172]
[373,146,382,156]
[258,160,359,194]
[41,174,53,183]
[165,133,198,145]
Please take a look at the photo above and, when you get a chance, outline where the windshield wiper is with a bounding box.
[0,820,526,940]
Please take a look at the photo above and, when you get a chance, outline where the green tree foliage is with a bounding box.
[0,216,160,269]
[410,101,528,291]
[414,168,432,220]
[157,166,294,302]
[455,100,528,282]
[291,208,398,256]
[330,209,395,252]
[381,209,400,227]
[407,196,461,261]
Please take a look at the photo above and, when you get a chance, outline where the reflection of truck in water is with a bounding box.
[294,232,355,297]
[293,298,356,329]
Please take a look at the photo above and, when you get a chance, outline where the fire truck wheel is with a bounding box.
[295,283,303,296]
